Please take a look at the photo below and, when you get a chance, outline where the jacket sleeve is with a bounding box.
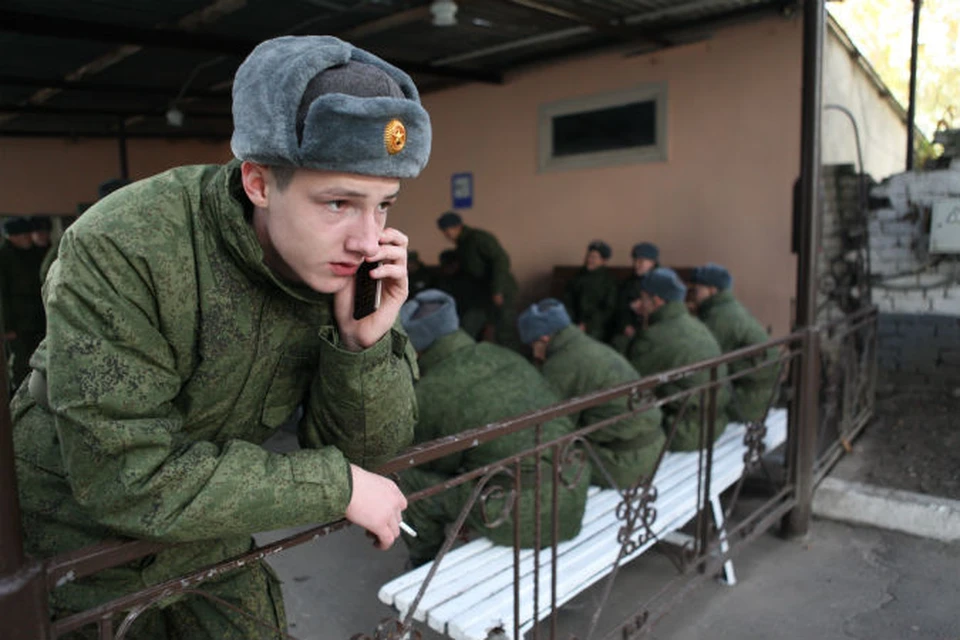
[299,321,418,470]
[44,230,359,543]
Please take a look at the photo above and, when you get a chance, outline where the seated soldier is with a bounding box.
[626,268,730,451]
[563,240,619,342]
[399,289,590,567]
[519,299,665,490]
[434,248,488,340]
[690,263,780,423]
[611,242,660,353]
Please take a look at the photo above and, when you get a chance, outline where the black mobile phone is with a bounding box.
[353,261,382,320]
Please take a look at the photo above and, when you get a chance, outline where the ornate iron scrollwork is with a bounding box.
[742,421,768,467]
[615,484,659,556]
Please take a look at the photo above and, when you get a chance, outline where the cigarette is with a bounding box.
[400,521,417,538]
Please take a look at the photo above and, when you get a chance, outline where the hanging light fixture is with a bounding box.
[430,0,458,27]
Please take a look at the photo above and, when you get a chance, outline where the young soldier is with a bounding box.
[519,299,665,489]
[690,263,780,422]
[611,241,660,353]
[399,290,589,567]
[627,268,730,451]
[12,36,431,638]
[563,240,619,341]
[436,211,520,349]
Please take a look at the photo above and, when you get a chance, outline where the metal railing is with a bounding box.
[1,306,878,639]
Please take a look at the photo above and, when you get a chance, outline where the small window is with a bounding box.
[538,83,667,172]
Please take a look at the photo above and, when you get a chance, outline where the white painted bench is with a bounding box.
[379,408,789,640]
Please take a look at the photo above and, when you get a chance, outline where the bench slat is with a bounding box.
[380,409,789,640]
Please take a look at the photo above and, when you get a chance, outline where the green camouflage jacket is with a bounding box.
[541,326,665,488]
[697,290,779,422]
[627,302,729,451]
[563,267,619,341]
[13,160,418,562]
[411,329,588,545]
[455,225,518,301]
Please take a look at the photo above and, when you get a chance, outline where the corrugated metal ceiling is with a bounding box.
[0,0,797,138]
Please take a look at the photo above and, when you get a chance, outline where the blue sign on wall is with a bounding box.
[451,172,473,209]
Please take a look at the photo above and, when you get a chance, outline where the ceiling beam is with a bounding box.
[0,129,231,140]
[337,6,431,41]
[0,9,253,56]
[0,9,503,85]
[0,75,229,100]
[0,104,232,120]
[495,0,673,47]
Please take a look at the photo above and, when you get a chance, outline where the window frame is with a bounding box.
[537,83,668,172]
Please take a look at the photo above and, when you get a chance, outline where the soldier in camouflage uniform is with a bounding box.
[519,299,665,490]
[626,269,730,451]
[0,216,45,389]
[611,242,660,353]
[399,290,589,567]
[563,240,619,342]
[12,36,433,639]
[436,211,521,350]
[690,263,779,423]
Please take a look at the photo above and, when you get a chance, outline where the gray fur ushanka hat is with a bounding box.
[231,35,431,178]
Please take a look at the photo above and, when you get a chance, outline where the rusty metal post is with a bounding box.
[118,117,130,181]
[0,352,51,638]
[784,0,825,538]
[906,0,922,170]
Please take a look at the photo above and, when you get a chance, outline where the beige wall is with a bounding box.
[0,138,230,214]
[822,25,908,180]
[3,14,903,338]
[395,16,805,336]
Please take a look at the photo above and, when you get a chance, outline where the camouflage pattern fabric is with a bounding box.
[697,290,780,422]
[563,266,618,342]
[540,326,665,489]
[12,161,418,637]
[399,330,589,565]
[627,302,730,451]
[454,226,520,349]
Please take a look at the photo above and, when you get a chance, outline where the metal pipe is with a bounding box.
[0,348,51,638]
[906,0,922,170]
[117,118,129,182]
[785,0,825,538]
[0,353,22,577]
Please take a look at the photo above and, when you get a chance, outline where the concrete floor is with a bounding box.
[257,516,960,640]
[258,422,960,640]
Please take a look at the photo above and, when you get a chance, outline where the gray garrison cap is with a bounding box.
[518,298,571,345]
[400,289,460,353]
[231,35,431,178]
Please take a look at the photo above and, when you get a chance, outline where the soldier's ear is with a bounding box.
[240,161,271,208]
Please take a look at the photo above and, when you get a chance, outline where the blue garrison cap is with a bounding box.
[231,36,431,178]
[631,242,659,261]
[639,268,687,302]
[690,263,733,291]
[2,217,32,236]
[400,289,460,353]
[437,211,463,230]
[587,240,612,260]
[518,298,572,345]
